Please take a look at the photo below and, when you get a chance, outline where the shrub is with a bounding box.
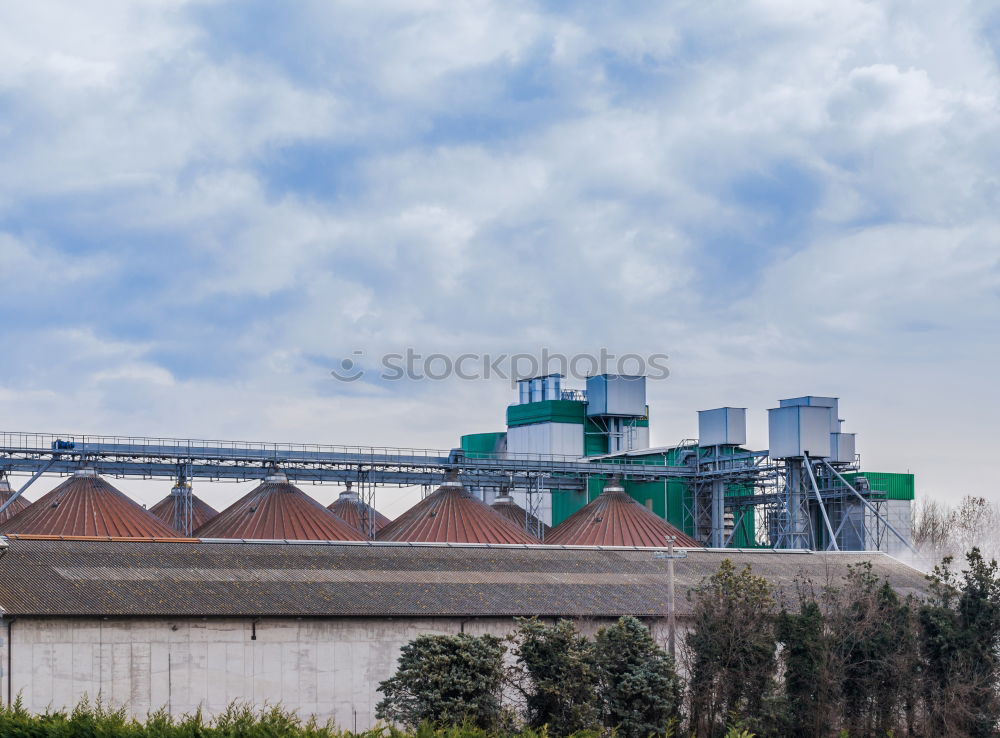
[594,616,683,738]
[508,618,601,736]
[376,633,506,731]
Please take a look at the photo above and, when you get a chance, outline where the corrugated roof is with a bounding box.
[0,479,30,525]
[377,482,538,544]
[327,489,390,537]
[490,495,547,540]
[193,474,365,541]
[0,471,179,538]
[149,489,219,533]
[546,483,700,547]
[0,537,929,618]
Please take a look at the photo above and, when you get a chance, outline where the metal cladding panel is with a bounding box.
[506,400,586,427]
[0,475,179,538]
[779,396,840,432]
[546,488,699,547]
[376,485,538,544]
[506,422,583,458]
[193,481,365,541]
[829,433,856,464]
[327,491,391,536]
[148,493,219,533]
[460,432,507,458]
[698,407,747,446]
[630,426,650,451]
[768,405,833,459]
[845,471,915,500]
[586,375,646,417]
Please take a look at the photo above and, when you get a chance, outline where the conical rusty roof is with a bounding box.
[327,487,390,537]
[376,481,538,544]
[149,487,219,534]
[193,473,365,541]
[545,482,699,547]
[0,478,31,525]
[490,495,547,540]
[0,470,179,538]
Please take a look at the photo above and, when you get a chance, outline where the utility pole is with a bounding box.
[654,534,688,658]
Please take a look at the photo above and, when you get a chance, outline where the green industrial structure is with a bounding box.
[461,374,915,552]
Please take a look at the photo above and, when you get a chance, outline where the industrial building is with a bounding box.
[0,537,926,728]
[0,373,922,726]
[461,375,915,555]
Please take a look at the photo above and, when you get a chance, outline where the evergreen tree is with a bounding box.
[686,559,778,738]
[376,633,506,730]
[594,616,684,738]
[920,548,1000,737]
[777,597,831,738]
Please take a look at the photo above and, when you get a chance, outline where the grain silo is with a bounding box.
[327,482,390,537]
[149,483,219,534]
[376,477,538,544]
[0,468,179,538]
[490,493,547,540]
[0,476,30,525]
[545,478,699,547]
[193,471,365,541]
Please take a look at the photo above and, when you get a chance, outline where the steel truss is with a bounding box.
[0,431,910,551]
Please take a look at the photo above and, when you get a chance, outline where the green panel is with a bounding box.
[460,432,506,458]
[584,418,609,456]
[666,480,693,535]
[845,471,915,500]
[551,489,588,526]
[625,480,666,519]
[507,400,586,428]
[729,509,758,548]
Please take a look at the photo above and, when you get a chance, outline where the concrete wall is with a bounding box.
[0,616,667,728]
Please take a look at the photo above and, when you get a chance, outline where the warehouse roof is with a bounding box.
[0,471,179,538]
[546,483,700,547]
[149,489,219,533]
[0,536,928,619]
[376,481,538,544]
[193,473,365,541]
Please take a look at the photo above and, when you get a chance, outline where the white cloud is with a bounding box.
[0,0,998,511]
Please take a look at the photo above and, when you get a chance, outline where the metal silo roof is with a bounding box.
[192,473,365,541]
[149,492,219,533]
[327,488,391,537]
[545,482,699,547]
[0,478,30,525]
[0,470,179,539]
[490,495,547,540]
[376,481,539,545]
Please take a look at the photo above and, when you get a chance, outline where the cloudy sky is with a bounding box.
[1,0,998,514]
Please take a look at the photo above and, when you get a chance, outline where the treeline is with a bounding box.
[912,495,1000,566]
[376,550,1000,738]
